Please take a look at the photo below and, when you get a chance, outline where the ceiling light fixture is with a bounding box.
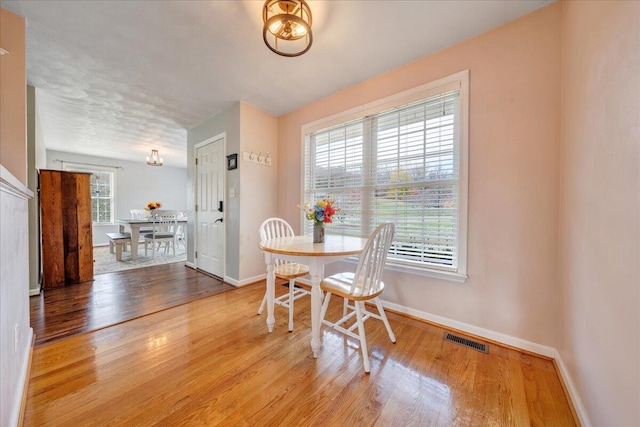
[262,0,312,57]
[146,149,163,166]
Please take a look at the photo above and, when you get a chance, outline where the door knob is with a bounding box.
[215,218,224,223]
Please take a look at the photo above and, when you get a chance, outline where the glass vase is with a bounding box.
[313,223,325,243]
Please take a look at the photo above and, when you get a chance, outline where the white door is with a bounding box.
[196,137,225,278]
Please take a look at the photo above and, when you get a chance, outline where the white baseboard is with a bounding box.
[381,300,591,425]
[9,328,33,427]
[184,264,261,287]
[553,350,592,427]
[28,288,40,296]
[381,300,556,358]
[223,277,239,286]
[226,273,265,287]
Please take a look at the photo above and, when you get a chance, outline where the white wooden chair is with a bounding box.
[175,211,187,249]
[129,209,150,220]
[319,223,397,373]
[258,218,311,332]
[144,210,178,257]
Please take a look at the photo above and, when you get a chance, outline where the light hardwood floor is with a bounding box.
[25,280,576,426]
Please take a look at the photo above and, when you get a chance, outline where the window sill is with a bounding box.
[385,262,467,283]
[340,257,468,283]
[93,223,115,227]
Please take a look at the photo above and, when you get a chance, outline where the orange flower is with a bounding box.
[145,201,161,211]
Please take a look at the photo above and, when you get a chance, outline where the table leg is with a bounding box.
[309,259,324,358]
[265,253,275,332]
[130,225,140,260]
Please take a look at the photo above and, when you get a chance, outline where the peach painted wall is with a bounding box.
[0,8,26,184]
[238,102,278,281]
[559,1,640,426]
[277,4,562,347]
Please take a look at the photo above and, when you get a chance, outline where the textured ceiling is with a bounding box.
[2,0,552,168]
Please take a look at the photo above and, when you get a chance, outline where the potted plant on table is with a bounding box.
[145,201,161,216]
[300,197,340,243]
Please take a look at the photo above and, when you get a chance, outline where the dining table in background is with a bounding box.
[259,234,367,358]
[116,218,187,260]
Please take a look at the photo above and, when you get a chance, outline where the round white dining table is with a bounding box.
[259,234,367,358]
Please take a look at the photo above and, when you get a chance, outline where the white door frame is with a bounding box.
[194,132,226,276]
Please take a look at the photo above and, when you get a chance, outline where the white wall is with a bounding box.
[187,102,241,278]
[0,166,33,427]
[187,101,278,284]
[46,150,187,246]
[27,86,40,293]
[34,88,46,170]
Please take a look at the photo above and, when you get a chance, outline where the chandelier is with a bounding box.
[146,149,163,166]
[262,0,313,57]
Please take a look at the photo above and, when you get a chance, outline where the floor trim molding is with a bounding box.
[553,350,592,427]
[381,299,591,426]
[17,330,35,427]
[225,273,265,287]
[10,328,33,427]
[382,300,556,357]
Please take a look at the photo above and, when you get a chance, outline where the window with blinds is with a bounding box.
[64,163,116,225]
[303,72,468,275]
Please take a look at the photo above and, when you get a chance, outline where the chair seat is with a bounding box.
[143,232,174,239]
[143,211,179,258]
[321,272,385,301]
[275,263,309,280]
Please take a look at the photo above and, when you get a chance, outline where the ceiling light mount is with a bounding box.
[146,149,163,166]
[263,0,313,57]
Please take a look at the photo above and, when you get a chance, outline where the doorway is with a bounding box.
[195,135,225,278]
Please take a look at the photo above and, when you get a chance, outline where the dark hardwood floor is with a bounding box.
[30,262,236,345]
[25,280,577,426]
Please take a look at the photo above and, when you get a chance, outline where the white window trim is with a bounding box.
[63,162,117,226]
[300,70,469,282]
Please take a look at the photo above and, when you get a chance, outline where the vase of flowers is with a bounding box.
[300,197,340,243]
[145,201,161,212]
[313,223,325,244]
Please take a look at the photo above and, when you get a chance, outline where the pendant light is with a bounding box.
[146,149,163,166]
[263,0,313,57]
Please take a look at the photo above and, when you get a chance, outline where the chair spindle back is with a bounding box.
[260,218,296,268]
[350,223,395,297]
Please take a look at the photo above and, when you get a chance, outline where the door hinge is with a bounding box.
[195,158,198,165]
[195,251,198,258]
[195,204,198,212]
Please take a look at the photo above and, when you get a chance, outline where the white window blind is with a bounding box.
[304,83,466,274]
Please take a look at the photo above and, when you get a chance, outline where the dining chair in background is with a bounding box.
[130,209,154,240]
[175,211,187,249]
[129,209,150,220]
[258,217,311,332]
[144,210,178,257]
[319,222,397,373]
